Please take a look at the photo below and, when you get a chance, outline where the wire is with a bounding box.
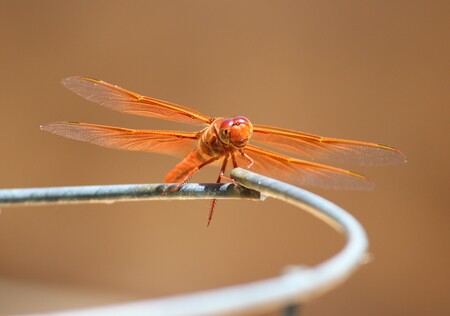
[0,182,261,207]
[0,168,368,316]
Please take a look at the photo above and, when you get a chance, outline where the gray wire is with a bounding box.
[0,183,261,207]
[0,168,368,315]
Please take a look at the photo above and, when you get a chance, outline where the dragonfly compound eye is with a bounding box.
[228,116,253,148]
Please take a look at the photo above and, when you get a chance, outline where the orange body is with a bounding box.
[165,116,253,184]
[41,77,406,225]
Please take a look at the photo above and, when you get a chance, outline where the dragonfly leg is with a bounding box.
[209,152,240,184]
[240,149,254,168]
[208,155,230,227]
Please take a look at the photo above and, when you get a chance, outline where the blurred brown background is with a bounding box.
[0,1,448,315]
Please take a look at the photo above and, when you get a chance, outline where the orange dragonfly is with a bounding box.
[41,77,406,225]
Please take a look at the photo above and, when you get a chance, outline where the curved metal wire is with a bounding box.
[0,183,260,207]
[0,168,368,316]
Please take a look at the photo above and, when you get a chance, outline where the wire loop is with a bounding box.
[0,168,368,315]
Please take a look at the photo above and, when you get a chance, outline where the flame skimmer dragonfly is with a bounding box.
[41,77,406,225]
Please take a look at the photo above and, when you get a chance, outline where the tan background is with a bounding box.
[0,1,449,315]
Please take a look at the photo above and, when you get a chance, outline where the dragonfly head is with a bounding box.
[218,116,253,148]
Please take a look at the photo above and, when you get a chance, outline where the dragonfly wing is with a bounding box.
[41,122,199,158]
[62,77,213,125]
[252,124,406,166]
[236,144,374,190]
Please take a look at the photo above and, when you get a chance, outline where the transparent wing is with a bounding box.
[236,144,374,190]
[252,124,406,166]
[41,122,199,158]
[62,76,213,125]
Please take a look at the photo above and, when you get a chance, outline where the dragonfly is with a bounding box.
[41,77,406,226]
